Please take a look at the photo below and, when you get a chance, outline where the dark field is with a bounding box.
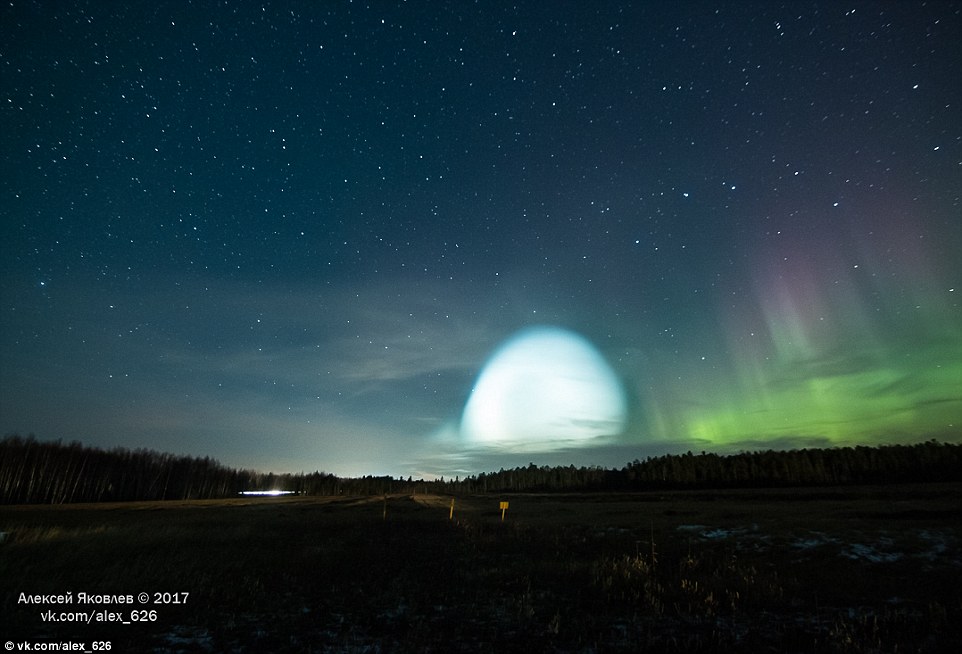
[2,485,961,652]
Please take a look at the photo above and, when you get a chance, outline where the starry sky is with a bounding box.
[2,1,960,479]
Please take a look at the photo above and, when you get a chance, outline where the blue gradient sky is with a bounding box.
[2,2,960,478]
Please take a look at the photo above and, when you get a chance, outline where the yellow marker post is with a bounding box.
[449,498,455,520]
[499,500,509,522]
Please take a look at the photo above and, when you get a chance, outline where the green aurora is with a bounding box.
[633,228,960,450]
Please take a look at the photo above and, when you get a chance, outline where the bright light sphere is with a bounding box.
[461,326,627,452]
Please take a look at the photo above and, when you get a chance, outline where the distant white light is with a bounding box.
[239,490,296,496]
[461,326,627,452]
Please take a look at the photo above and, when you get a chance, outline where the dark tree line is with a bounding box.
[1,434,960,504]
[0,435,341,504]
[452,441,962,493]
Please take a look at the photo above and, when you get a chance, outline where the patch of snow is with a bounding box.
[701,528,736,540]
[791,531,839,549]
[158,625,214,653]
[793,538,826,549]
[841,542,903,563]
[915,529,962,567]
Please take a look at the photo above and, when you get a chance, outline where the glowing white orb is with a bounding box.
[461,326,627,451]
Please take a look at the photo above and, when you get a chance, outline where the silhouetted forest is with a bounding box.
[1,434,960,504]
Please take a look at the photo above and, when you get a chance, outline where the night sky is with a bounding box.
[2,2,960,479]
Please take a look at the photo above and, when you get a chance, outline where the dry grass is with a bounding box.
[2,485,960,652]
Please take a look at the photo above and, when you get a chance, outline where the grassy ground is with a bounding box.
[2,485,960,652]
